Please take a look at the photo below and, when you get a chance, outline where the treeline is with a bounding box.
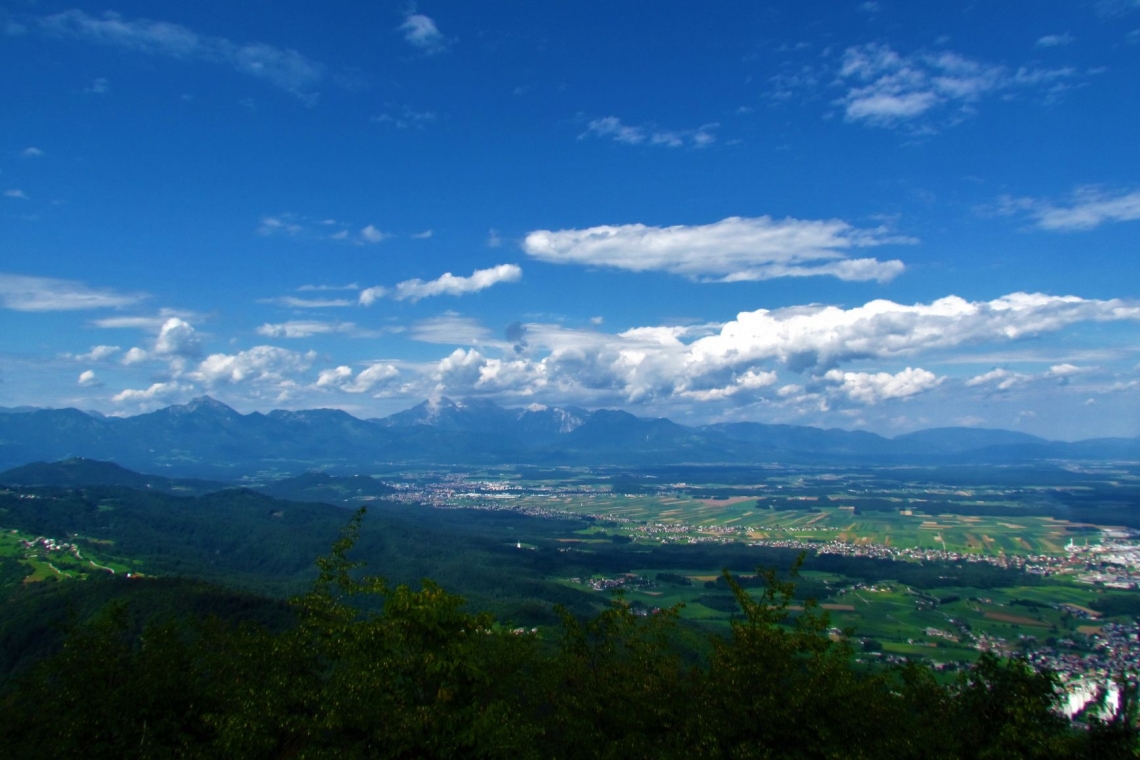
[1,512,1136,759]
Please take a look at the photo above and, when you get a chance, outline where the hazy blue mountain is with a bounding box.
[2,394,1131,474]
[892,427,1049,454]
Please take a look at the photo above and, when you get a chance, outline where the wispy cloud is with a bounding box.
[399,9,449,54]
[994,186,1140,231]
[256,320,359,338]
[20,147,43,158]
[580,116,718,149]
[360,264,523,305]
[40,10,323,101]
[257,213,389,244]
[0,273,145,311]
[371,105,438,129]
[835,43,1077,129]
[1036,33,1074,48]
[410,315,494,345]
[4,189,28,199]
[259,296,355,309]
[523,215,910,283]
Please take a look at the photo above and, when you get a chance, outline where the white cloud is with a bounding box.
[581,116,718,149]
[393,264,522,302]
[1005,187,1140,231]
[358,287,388,306]
[487,229,503,248]
[73,345,120,362]
[399,11,448,54]
[112,381,186,404]
[41,10,324,99]
[1036,33,1074,48]
[360,265,522,305]
[316,363,399,393]
[121,347,149,365]
[836,43,1076,129]
[84,77,109,94]
[4,189,28,199]
[191,346,315,385]
[824,367,943,404]
[411,229,433,239]
[966,367,1028,391]
[523,216,909,283]
[0,273,145,311]
[20,147,43,158]
[359,224,388,244]
[77,369,102,387]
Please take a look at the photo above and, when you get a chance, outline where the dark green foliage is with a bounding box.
[1,513,1136,758]
[1092,593,1140,618]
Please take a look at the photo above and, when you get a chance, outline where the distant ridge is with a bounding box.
[0,395,1137,476]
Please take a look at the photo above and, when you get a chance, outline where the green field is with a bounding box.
[560,565,1119,665]
[0,528,134,583]
[486,490,1101,556]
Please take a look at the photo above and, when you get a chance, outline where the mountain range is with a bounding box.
[0,395,1137,476]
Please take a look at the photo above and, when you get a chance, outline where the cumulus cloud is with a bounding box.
[1000,187,1140,231]
[581,116,718,149]
[399,10,448,54]
[0,273,145,311]
[77,369,102,387]
[191,346,315,385]
[40,10,323,100]
[823,367,943,404]
[687,292,1140,374]
[836,43,1076,129]
[523,216,909,283]
[154,317,201,357]
[316,363,399,394]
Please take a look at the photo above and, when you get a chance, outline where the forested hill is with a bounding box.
[2,396,1138,475]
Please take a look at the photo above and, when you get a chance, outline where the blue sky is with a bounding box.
[2,1,1140,439]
